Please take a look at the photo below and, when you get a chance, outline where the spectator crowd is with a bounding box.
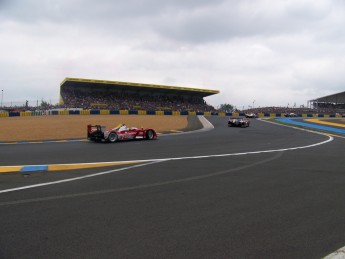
[243,105,345,115]
[243,107,315,114]
[312,102,345,114]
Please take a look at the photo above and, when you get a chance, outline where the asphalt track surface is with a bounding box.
[1,116,345,258]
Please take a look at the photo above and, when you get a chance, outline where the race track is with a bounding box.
[1,116,345,258]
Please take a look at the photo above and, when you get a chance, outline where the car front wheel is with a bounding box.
[146,130,154,140]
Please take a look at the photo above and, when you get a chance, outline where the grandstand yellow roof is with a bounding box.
[60,77,219,97]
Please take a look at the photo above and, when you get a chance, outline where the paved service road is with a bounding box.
[1,116,345,258]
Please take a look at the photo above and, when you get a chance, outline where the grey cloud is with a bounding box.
[3,0,341,44]
[152,1,344,43]
[0,0,225,23]
[1,0,344,107]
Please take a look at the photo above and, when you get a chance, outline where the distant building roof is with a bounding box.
[60,77,219,98]
[310,91,345,103]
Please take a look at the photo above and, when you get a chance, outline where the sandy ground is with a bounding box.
[0,115,188,142]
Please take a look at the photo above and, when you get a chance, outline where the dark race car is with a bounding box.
[245,112,258,118]
[228,117,250,127]
[87,123,157,143]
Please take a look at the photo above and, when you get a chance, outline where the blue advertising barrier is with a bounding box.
[147,110,156,115]
[90,110,100,115]
[69,110,80,115]
[110,110,119,114]
[128,110,138,115]
[9,112,20,117]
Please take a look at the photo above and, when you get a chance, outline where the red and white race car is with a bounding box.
[87,123,157,143]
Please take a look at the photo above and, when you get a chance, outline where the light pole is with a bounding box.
[1,90,3,108]
[253,100,255,109]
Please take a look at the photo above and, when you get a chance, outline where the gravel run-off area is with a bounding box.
[0,115,188,142]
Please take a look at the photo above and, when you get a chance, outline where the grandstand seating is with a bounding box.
[59,89,216,112]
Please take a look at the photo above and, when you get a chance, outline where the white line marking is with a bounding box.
[0,152,284,206]
[260,118,336,136]
[0,161,163,194]
[261,118,345,139]
[323,245,345,258]
[0,135,333,194]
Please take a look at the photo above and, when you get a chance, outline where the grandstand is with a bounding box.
[309,91,345,114]
[59,78,219,112]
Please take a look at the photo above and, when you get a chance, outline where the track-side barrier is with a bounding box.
[0,110,344,118]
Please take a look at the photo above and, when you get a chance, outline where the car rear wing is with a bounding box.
[87,124,105,132]
[87,124,106,139]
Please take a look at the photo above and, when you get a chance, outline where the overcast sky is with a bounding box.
[1,0,344,109]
